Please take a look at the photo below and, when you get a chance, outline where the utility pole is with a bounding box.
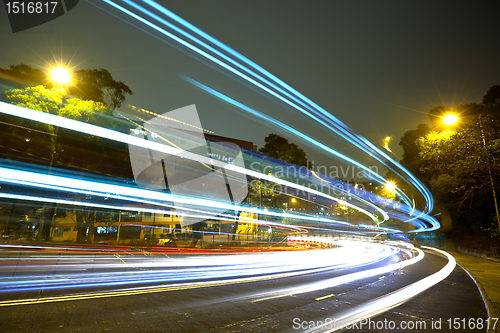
[479,115,500,231]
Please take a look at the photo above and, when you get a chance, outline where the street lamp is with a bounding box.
[50,66,71,111]
[383,136,392,152]
[51,67,71,85]
[442,113,458,126]
[385,181,397,194]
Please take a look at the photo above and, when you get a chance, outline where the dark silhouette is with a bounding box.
[259,133,308,167]
[0,63,46,86]
[69,68,132,110]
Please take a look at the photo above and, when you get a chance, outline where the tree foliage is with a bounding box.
[482,85,500,106]
[0,63,46,86]
[6,85,64,114]
[399,123,429,178]
[259,133,308,167]
[68,68,132,110]
[6,85,108,121]
[5,85,116,169]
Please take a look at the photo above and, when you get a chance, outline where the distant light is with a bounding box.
[291,198,296,203]
[443,114,458,126]
[51,67,71,84]
[383,137,392,152]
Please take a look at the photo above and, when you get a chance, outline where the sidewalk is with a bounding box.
[449,251,500,332]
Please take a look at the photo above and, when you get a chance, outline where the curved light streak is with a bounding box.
[0,240,416,307]
[0,102,385,228]
[305,246,456,333]
[0,165,359,229]
[0,107,438,234]
[0,0,442,232]
[95,0,437,226]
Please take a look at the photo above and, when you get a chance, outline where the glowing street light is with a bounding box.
[385,181,397,194]
[51,67,71,85]
[442,114,458,126]
[291,198,296,203]
[383,136,392,152]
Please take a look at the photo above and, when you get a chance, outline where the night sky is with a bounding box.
[1,0,499,169]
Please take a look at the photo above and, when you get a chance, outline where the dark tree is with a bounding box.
[482,85,500,106]
[69,68,132,110]
[0,64,46,86]
[259,133,308,167]
[399,123,430,179]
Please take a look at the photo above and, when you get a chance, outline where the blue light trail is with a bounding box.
[91,0,439,231]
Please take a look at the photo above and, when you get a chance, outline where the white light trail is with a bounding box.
[305,247,456,333]
[0,240,414,307]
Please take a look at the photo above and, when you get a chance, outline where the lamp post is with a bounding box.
[48,67,71,173]
[38,67,71,242]
[478,116,500,231]
[442,113,500,231]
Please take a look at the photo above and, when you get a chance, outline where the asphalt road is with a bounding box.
[0,248,488,333]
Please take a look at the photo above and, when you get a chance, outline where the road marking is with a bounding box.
[315,294,335,301]
[114,254,126,264]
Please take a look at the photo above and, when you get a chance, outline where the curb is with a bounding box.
[456,262,499,333]
[424,249,499,332]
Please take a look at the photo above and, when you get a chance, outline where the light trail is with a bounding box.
[0,2,466,328]
[0,99,439,234]
[0,102,391,230]
[0,0,443,232]
[92,0,438,227]
[0,192,306,234]
[0,240,412,306]
[250,239,422,302]
[303,247,456,333]
[0,165,357,229]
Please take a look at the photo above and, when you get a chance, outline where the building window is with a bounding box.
[54,227,64,237]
